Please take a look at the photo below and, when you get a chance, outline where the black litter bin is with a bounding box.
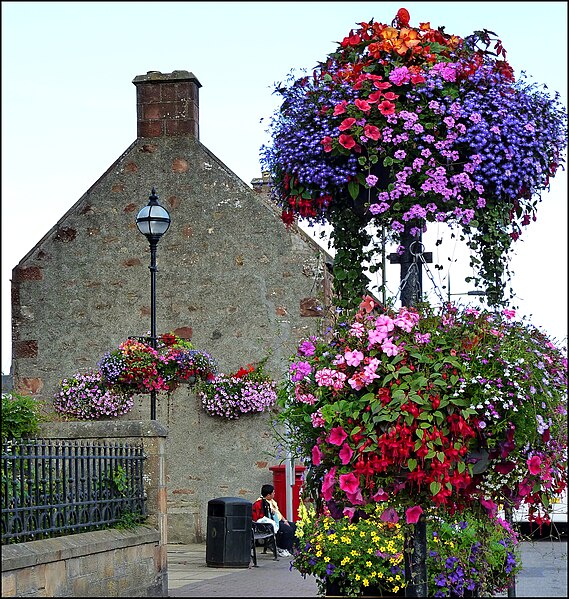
[206,497,252,568]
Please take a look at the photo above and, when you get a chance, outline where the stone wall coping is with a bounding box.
[38,420,168,439]
[1,525,160,571]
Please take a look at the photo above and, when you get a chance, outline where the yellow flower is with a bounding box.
[324,556,330,563]
[363,579,369,587]
[366,561,372,568]
[351,550,358,557]
[355,574,361,581]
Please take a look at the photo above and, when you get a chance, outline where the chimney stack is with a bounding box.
[133,70,202,138]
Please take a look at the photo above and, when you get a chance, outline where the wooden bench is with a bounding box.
[251,521,278,566]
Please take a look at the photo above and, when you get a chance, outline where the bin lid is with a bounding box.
[208,497,253,505]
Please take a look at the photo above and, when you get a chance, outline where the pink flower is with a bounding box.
[480,498,498,518]
[372,488,389,502]
[312,443,322,466]
[315,368,336,387]
[378,100,396,115]
[339,443,354,465]
[339,471,360,494]
[405,505,423,524]
[311,410,325,427]
[380,507,400,523]
[349,322,365,338]
[345,349,364,366]
[332,371,347,390]
[328,426,348,446]
[368,328,388,346]
[527,455,542,475]
[322,468,336,501]
[381,339,400,356]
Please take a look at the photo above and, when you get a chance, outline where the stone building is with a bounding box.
[10,70,332,542]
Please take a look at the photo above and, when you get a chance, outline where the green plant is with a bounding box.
[114,511,146,530]
[1,392,40,441]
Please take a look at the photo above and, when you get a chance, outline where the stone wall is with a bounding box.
[1,527,163,597]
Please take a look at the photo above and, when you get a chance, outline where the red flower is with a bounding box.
[338,117,357,131]
[354,98,371,112]
[396,7,411,27]
[363,124,381,140]
[339,134,356,149]
[378,100,396,115]
[321,136,333,152]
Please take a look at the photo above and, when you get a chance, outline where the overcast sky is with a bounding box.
[2,1,567,375]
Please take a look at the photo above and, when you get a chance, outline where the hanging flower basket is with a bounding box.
[261,7,568,307]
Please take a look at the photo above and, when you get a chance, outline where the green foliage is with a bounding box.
[1,392,40,441]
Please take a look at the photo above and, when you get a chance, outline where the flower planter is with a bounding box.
[324,580,403,598]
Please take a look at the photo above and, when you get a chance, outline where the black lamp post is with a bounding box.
[136,188,171,420]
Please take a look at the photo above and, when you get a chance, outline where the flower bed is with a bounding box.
[293,502,520,597]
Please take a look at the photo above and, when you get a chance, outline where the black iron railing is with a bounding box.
[1,439,147,544]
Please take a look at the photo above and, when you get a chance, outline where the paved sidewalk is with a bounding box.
[167,540,567,597]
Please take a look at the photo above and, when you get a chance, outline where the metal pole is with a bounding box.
[149,239,158,420]
[400,226,428,598]
[504,505,517,597]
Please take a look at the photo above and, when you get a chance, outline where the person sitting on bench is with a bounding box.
[252,484,297,558]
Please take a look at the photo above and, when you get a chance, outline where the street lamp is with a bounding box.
[136,187,171,420]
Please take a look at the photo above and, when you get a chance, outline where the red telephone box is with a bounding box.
[269,464,306,521]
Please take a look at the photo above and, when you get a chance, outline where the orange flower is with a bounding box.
[393,27,421,56]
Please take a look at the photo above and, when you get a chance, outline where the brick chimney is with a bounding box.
[133,70,202,138]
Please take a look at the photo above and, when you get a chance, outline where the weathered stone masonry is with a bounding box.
[11,70,331,543]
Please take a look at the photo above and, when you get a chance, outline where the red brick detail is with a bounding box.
[275,306,288,316]
[172,158,189,173]
[167,196,180,209]
[166,119,198,137]
[81,204,95,214]
[172,488,195,495]
[14,340,38,358]
[140,144,158,153]
[140,306,151,316]
[54,227,77,243]
[173,326,192,339]
[124,161,138,173]
[300,297,322,317]
[182,226,193,238]
[122,258,142,267]
[13,266,43,282]
[124,203,138,213]
[112,183,126,193]
[17,378,44,395]
[138,121,163,137]
[255,461,268,469]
